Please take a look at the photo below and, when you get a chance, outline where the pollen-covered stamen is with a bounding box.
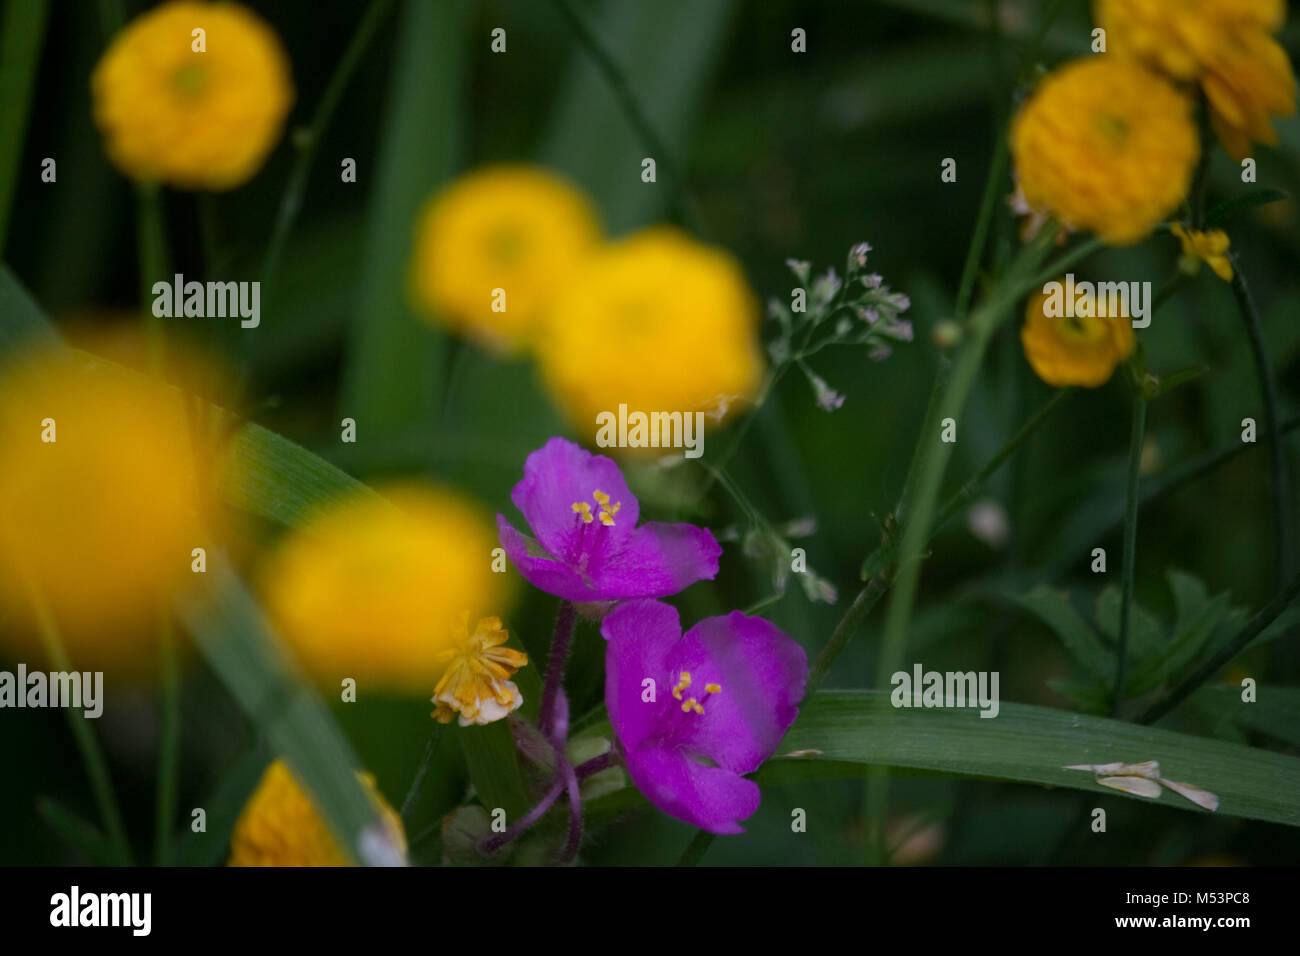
[571,500,594,524]
[680,680,721,716]
[593,489,621,526]
[672,671,691,700]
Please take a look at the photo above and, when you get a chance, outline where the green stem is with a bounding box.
[675,828,715,866]
[23,577,132,865]
[399,723,444,823]
[1230,255,1294,585]
[153,613,179,865]
[260,0,396,293]
[865,225,1064,862]
[549,0,700,233]
[954,131,1008,320]
[1111,379,1147,716]
[0,0,49,255]
[808,575,889,690]
[1138,568,1300,724]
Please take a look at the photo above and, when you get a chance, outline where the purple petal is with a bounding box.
[591,522,721,599]
[601,599,681,752]
[667,611,807,774]
[624,744,760,835]
[509,438,638,568]
[497,516,602,602]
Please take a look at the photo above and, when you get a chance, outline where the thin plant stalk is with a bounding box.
[539,601,577,740]
[23,575,132,865]
[1111,376,1147,716]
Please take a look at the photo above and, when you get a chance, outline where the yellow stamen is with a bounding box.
[705,683,721,694]
[672,671,691,700]
[571,501,594,524]
[593,490,610,505]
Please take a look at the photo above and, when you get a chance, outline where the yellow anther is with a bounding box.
[593,490,610,505]
[571,501,594,524]
[705,683,721,694]
[672,671,691,700]
[682,697,706,714]
[599,511,616,526]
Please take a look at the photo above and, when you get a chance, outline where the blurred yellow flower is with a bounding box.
[432,614,528,726]
[1011,58,1198,245]
[0,344,223,675]
[410,165,601,352]
[92,1,293,190]
[259,482,507,694]
[535,227,763,443]
[1021,281,1136,387]
[1171,224,1234,281]
[1095,0,1296,160]
[228,759,405,866]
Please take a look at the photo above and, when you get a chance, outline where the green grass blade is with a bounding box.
[339,0,464,444]
[0,0,50,252]
[179,563,394,864]
[777,690,1300,828]
[539,0,736,232]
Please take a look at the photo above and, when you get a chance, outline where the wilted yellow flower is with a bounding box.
[1171,224,1234,281]
[92,1,293,190]
[1011,58,1198,245]
[259,482,506,694]
[432,614,528,726]
[1021,280,1136,387]
[410,165,601,352]
[1095,0,1296,160]
[0,344,223,674]
[535,227,763,443]
[228,759,405,866]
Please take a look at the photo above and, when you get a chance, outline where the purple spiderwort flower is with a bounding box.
[601,599,808,834]
[497,438,721,603]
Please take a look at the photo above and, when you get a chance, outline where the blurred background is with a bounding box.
[3,0,1299,865]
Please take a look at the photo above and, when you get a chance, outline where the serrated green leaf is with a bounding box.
[1011,586,1111,681]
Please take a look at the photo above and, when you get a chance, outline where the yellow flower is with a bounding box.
[228,759,406,866]
[410,165,601,352]
[259,482,507,694]
[1011,58,1198,245]
[92,1,293,190]
[1170,224,1234,281]
[0,343,223,675]
[432,614,528,726]
[1021,280,1136,387]
[535,227,763,443]
[1095,0,1296,160]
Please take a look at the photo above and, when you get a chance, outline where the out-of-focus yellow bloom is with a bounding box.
[535,227,763,443]
[1171,224,1235,281]
[92,1,293,190]
[1095,0,1296,160]
[228,759,405,867]
[0,344,223,675]
[259,482,507,694]
[1011,58,1198,245]
[410,165,601,352]
[1021,281,1136,387]
[432,614,528,726]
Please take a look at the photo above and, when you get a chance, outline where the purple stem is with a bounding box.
[479,776,566,855]
[538,600,576,740]
[557,756,583,864]
[574,750,619,780]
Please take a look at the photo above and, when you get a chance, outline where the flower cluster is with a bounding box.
[496,437,808,838]
[410,173,765,443]
[768,242,913,412]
